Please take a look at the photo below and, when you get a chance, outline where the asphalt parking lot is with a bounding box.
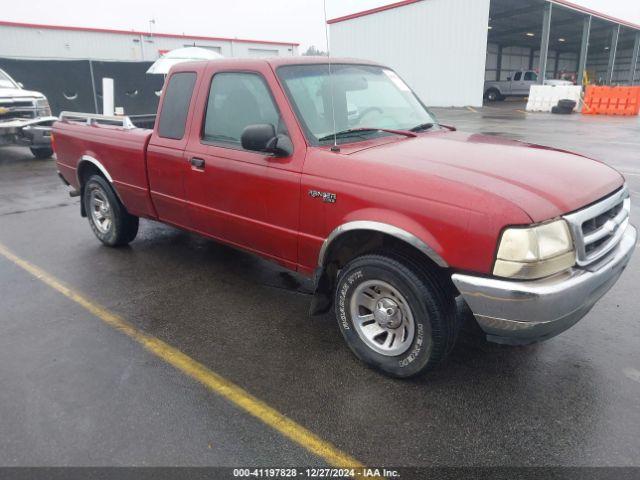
[1,103,639,469]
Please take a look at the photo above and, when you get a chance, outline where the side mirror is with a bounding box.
[506,76,512,81]
[241,124,293,157]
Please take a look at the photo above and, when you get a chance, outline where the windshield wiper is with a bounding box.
[409,122,435,132]
[318,127,417,142]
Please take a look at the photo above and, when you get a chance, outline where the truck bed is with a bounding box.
[54,112,157,219]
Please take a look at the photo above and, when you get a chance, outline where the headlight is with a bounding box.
[35,97,51,117]
[493,219,575,280]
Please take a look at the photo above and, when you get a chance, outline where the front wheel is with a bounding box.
[335,254,457,378]
[83,174,139,247]
[484,89,504,102]
[30,147,53,159]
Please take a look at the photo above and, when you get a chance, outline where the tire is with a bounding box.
[557,99,576,110]
[83,174,139,247]
[484,89,503,102]
[30,147,53,159]
[551,105,572,115]
[334,254,457,378]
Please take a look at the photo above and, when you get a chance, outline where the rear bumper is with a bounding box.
[452,224,637,345]
[0,116,57,147]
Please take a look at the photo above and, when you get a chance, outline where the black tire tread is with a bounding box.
[370,249,459,354]
[30,147,53,159]
[337,252,457,377]
[83,174,139,247]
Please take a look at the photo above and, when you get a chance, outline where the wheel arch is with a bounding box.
[77,155,123,217]
[77,155,114,185]
[318,221,447,269]
[309,221,451,316]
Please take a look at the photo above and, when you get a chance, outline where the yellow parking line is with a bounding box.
[466,106,478,113]
[0,242,363,469]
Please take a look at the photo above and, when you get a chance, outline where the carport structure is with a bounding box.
[487,0,640,85]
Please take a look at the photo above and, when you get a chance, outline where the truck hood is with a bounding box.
[347,130,624,222]
[0,88,44,100]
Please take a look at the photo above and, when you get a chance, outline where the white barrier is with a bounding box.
[526,85,582,113]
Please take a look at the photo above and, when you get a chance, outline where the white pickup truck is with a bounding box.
[484,70,572,101]
[0,68,57,158]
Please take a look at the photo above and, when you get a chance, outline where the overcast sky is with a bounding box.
[3,0,640,51]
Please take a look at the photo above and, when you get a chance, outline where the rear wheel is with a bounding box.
[83,174,139,246]
[30,147,53,159]
[335,254,457,378]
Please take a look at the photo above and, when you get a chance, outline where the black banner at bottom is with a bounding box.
[0,467,639,480]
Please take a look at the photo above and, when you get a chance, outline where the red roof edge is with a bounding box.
[0,20,300,47]
[327,0,423,24]
[327,0,640,31]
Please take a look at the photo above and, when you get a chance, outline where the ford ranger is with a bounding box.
[53,58,636,378]
[0,68,57,158]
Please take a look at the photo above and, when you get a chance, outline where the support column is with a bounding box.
[553,50,560,78]
[88,59,99,114]
[630,32,640,85]
[529,48,535,70]
[538,3,552,84]
[496,45,503,81]
[606,25,620,85]
[577,16,591,86]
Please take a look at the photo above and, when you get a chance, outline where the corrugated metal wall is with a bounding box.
[485,44,579,81]
[0,24,297,61]
[484,44,636,85]
[329,0,491,107]
[587,48,636,85]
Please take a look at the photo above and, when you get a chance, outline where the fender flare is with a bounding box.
[76,155,124,215]
[76,155,114,185]
[317,220,448,268]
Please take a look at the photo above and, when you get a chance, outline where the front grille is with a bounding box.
[564,186,630,266]
[6,100,35,108]
[0,109,36,120]
[0,99,37,121]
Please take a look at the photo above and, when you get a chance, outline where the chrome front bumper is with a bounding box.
[452,224,637,345]
[0,116,57,147]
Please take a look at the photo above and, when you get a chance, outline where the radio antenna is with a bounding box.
[323,0,339,152]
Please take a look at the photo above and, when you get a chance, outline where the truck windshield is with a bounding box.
[0,70,18,89]
[277,64,437,145]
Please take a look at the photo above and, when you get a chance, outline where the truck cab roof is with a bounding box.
[169,56,383,73]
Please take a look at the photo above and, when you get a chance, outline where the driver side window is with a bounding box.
[202,72,282,147]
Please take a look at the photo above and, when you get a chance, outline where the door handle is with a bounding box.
[190,157,205,169]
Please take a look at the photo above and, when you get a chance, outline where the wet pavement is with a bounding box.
[0,103,639,468]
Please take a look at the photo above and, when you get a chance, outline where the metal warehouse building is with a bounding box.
[0,21,298,116]
[0,21,299,60]
[329,0,640,107]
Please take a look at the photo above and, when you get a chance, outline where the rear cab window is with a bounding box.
[158,72,197,140]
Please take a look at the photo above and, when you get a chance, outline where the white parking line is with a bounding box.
[623,368,640,384]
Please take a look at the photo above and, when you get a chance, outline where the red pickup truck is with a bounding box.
[54,57,636,378]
